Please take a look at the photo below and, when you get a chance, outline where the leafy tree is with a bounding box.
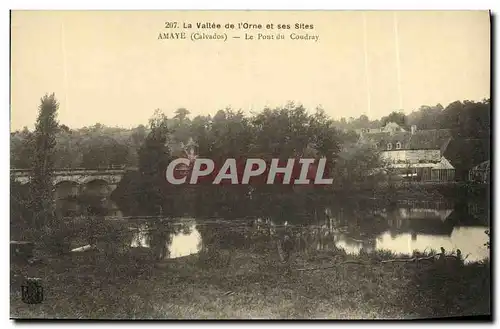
[55,129,82,168]
[80,136,130,168]
[170,108,193,146]
[407,104,443,130]
[11,177,32,239]
[439,99,490,177]
[190,108,255,217]
[248,104,342,218]
[331,143,384,192]
[190,115,212,156]
[381,111,407,128]
[310,107,341,159]
[29,93,59,229]
[130,124,147,148]
[134,110,176,215]
[173,108,190,121]
[59,124,71,134]
[10,127,34,168]
[124,124,148,167]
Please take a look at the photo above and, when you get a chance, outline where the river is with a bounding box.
[63,197,490,264]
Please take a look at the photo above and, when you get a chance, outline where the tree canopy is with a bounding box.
[10,97,491,218]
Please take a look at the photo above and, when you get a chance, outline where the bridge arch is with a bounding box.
[81,178,111,197]
[54,180,80,200]
[54,180,80,218]
[80,176,112,186]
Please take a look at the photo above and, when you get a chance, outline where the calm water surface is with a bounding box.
[113,199,489,264]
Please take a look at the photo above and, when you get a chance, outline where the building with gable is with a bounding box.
[359,123,456,182]
[355,121,407,135]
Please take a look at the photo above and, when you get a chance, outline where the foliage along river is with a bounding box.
[64,197,490,264]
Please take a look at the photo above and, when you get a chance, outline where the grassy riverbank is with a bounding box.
[10,246,490,320]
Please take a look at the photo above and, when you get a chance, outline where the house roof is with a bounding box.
[387,157,454,169]
[361,129,452,151]
[362,132,387,141]
[384,132,412,146]
[431,157,454,170]
[408,129,452,150]
[362,132,411,148]
[383,122,406,132]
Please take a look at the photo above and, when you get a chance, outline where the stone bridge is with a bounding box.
[11,167,136,199]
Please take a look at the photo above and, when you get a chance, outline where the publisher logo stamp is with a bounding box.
[21,278,44,304]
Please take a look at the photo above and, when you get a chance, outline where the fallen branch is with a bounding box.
[380,254,438,263]
[294,252,468,272]
[295,260,372,271]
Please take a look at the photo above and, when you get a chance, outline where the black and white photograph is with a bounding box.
[9,10,491,320]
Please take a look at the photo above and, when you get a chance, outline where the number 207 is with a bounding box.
[165,22,177,28]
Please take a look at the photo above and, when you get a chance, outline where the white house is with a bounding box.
[360,123,456,182]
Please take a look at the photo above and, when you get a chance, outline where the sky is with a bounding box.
[10,10,490,131]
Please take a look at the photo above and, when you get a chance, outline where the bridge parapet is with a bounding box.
[11,166,137,174]
[10,167,137,186]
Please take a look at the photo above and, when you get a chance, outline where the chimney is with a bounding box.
[411,125,417,135]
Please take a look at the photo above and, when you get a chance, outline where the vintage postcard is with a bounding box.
[10,10,491,320]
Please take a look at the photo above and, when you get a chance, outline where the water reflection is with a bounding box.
[324,201,489,263]
[397,208,454,222]
[168,224,202,258]
[124,202,489,264]
[335,234,376,254]
[64,197,489,265]
[130,224,150,248]
[129,221,202,259]
[376,227,489,263]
